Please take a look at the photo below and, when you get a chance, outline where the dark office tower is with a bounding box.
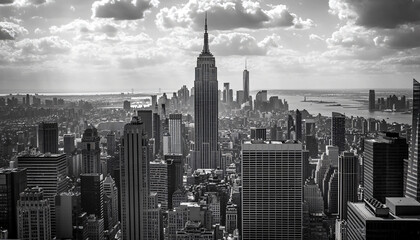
[137,110,153,139]
[164,154,183,189]
[38,122,58,154]
[369,90,375,111]
[0,168,27,239]
[193,14,219,170]
[243,61,249,103]
[306,136,318,158]
[338,152,358,220]
[123,100,130,111]
[25,94,30,106]
[287,114,294,140]
[106,132,116,156]
[82,126,101,174]
[332,112,346,152]
[17,187,51,240]
[406,79,420,201]
[250,127,267,141]
[365,132,408,203]
[81,173,104,219]
[347,198,420,240]
[64,134,75,154]
[296,110,302,142]
[120,117,149,239]
[153,112,161,154]
[242,141,302,240]
[18,153,68,236]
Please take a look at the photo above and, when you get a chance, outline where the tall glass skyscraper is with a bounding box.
[406,79,420,201]
[193,14,219,169]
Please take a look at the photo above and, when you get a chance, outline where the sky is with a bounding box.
[0,0,419,93]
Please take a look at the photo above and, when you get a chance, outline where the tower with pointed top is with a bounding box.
[192,13,220,170]
[243,59,250,104]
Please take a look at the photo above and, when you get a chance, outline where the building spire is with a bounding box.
[245,58,247,70]
[202,12,210,53]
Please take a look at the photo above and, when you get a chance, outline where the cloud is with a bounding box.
[0,21,28,40]
[0,0,14,4]
[309,34,324,41]
[374,25,420,49]
[92,0,159,20]
[16,36,71,55]
[156,0,314,31]
[329,0,420,29]
[50,19,119,37]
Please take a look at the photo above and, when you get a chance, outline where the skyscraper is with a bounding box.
[296,109,302,142]
[38,122,58,154]
[193,14,219,170]
[137,110,153,140]
[242,141,302,239]
[338,152,358,220]
[82,126,101,174]
[18,153,68,236]
[0,168,27,239]
[103,175,119,234]
[81,173,104,219]
[55,191,82,240]
[365,132,408,203]
[328,169,339,214]
[106,133,116,156]
[332,112,346,152]
[120,117,150,239]
[369,89,375,111]
[63,134,75,155]
[169,113,182,154]
[347,198,420,240]
[243,60,249,104]
[17,187,51,240]
[406,79,420,201]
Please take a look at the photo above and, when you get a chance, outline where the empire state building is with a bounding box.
[193,14,220,170]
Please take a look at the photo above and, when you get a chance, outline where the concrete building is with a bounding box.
[169,113,183,154]
[242,141,302,239]
[17,187,51,240]
[82,126,101,174]
[17,152,69,236]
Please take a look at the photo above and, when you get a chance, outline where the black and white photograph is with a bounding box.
[0,0,420,239]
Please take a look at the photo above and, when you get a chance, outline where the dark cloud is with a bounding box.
[0,0,14,4]
[92,0,158,20]
[330,0,420,29]
[28,0,47,5]
[156,0,314,31]
[0,22,28,40]
[0,27,15,40]
[377,25,420,49]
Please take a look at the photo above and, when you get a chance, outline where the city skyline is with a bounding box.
[1,0,420,93]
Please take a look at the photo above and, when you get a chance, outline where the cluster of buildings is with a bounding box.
[369,89,409,112]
